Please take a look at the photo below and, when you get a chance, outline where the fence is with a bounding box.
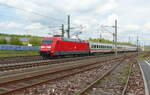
[0,45,40,50]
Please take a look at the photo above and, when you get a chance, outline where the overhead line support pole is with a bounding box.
[137,36,139,56]
[115,20,117,57]
[67,15,70,38]
[61,24,65,37]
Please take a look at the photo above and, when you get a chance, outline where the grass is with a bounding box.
[0,50,39,57]
[117,63,131,85]
[139,51,150,58]
[139,53,147,58]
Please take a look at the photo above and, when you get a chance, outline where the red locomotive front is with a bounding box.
[40,37,90,58]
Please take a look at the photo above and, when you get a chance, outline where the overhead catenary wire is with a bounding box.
[0,3,65,23]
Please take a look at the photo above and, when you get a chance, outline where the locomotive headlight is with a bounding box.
[47,46,51,48]
[41,46,45,48]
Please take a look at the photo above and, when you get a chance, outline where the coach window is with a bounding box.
[103,46,105,48]
[104,46,106,48]
[94,45,96,48]
[100,45,102,48]
[103,45,105,48]
[92,45,94,48]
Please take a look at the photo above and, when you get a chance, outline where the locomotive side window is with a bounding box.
[42,40,53,44]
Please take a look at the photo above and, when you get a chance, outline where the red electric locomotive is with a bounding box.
[40,36,90,58]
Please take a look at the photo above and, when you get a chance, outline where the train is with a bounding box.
[40,36,137,58]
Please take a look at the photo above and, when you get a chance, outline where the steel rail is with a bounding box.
[0,54,115,71]
[77,58,124,95]
[0,57,122,95]
[77,55,135,95]
[121,63,133,95]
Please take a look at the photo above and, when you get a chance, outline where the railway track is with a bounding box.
[77,55,135,95]
[0,53,133,64]
[0,54,119,72]
[0,55,43,64]
[121,63,133,95]
[0,54,127,95]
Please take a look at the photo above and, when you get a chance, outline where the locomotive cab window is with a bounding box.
[42,40,53,44]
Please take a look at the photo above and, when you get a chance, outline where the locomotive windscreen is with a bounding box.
[42,40,53,44]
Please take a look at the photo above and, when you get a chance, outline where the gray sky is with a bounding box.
[0,0,150,45]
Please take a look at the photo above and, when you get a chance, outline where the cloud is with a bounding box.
[144,23,150,30]
[0,0,150,45]
[25,23,45,30]
[126,24,140,31]
[0,21,23,28]
[96,0,118,13]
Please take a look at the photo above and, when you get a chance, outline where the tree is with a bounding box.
[0,38,7,44]
[9,37,23,45]
[29,37,41,46]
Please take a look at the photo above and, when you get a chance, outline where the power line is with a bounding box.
[0,3,65,23]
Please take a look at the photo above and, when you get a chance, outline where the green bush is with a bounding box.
[9,37,23,45]
[0,38,7,44]
[29,37,41,46]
